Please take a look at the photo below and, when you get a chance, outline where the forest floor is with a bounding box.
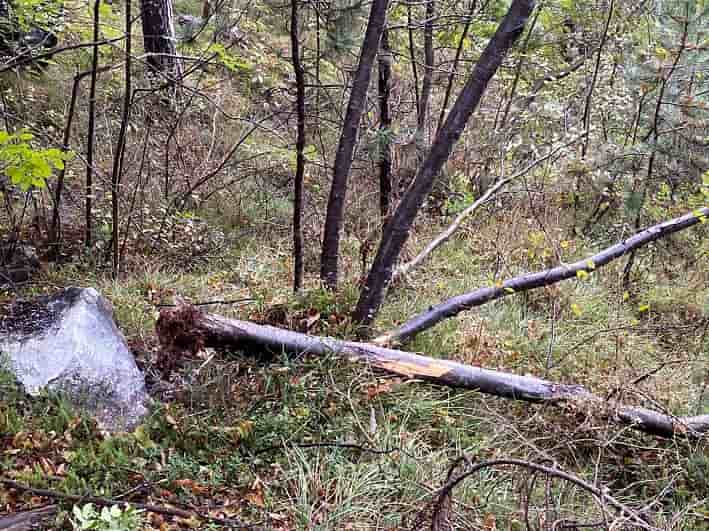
[2,198,708,530]
[1,0,708,527]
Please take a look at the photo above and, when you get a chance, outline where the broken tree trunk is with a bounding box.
[379,206,709,345]
[157,304,709,438]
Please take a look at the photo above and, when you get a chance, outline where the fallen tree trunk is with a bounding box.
[157,304,709,438]
[378,206,709,345]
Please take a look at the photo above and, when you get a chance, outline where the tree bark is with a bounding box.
[290,0,306,292]
[140,0,181,79]
[580,0,613,159]
[497,7,539,129]
[0,505,57,531]
[377,28,392,220]
[156,303,709,438]
[378,206,709,345]
[320,0,389,289]
[352,0,536,326]
[51,67,110,252]
[622,5,689,288]
[0,0,12,52]
[407,1,419,120]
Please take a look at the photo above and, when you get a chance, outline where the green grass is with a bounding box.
[3,200,708,528]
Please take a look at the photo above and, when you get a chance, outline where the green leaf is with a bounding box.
[0,130,70,191]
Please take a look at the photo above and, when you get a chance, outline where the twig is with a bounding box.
[0,479,259,529]
[421,458,659,531]
[254,441,417,460]
[393,133,586,280]
[0,37,125,73]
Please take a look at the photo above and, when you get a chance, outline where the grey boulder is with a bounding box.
[0,287,149,431]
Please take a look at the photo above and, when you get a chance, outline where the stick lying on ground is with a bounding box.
[0,480,254,529]
[379,206,708,345]
[0,504,57,531]
[157,303,709,438]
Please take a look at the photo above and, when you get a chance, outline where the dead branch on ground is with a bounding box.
[0,479,258,530]
[415,457,660,530]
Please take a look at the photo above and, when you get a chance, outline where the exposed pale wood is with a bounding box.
[156,304,709,438]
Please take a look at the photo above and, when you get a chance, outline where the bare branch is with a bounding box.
[393,133,587,280]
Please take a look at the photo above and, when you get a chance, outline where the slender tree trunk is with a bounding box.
[416,0,434,149]
[111,0,133,279]
[290,0,306,292]
[407,1,420,120]
[622,4,689,288]
[436,1,475,133]
[52,68,110,252]
[320,0,389,289]
[0,0,11,50]
[497,7,539,129]
[85,0,100,248]
[352,0,536,327]
[140,0,181,80]
[580,0,614,159]
[378,28,392,220]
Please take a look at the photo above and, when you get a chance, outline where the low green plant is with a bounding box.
[0,129,71,191]
[71,503,144,531]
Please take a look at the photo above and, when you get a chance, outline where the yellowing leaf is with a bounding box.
[570,303,583,317]
[133,425,157,449]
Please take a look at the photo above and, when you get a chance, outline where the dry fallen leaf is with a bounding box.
[173,478,210,495]
[244,489,265,507]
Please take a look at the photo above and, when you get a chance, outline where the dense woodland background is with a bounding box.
[0,0,708,528]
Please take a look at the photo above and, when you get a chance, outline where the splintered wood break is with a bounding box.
[375,359,450,378]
